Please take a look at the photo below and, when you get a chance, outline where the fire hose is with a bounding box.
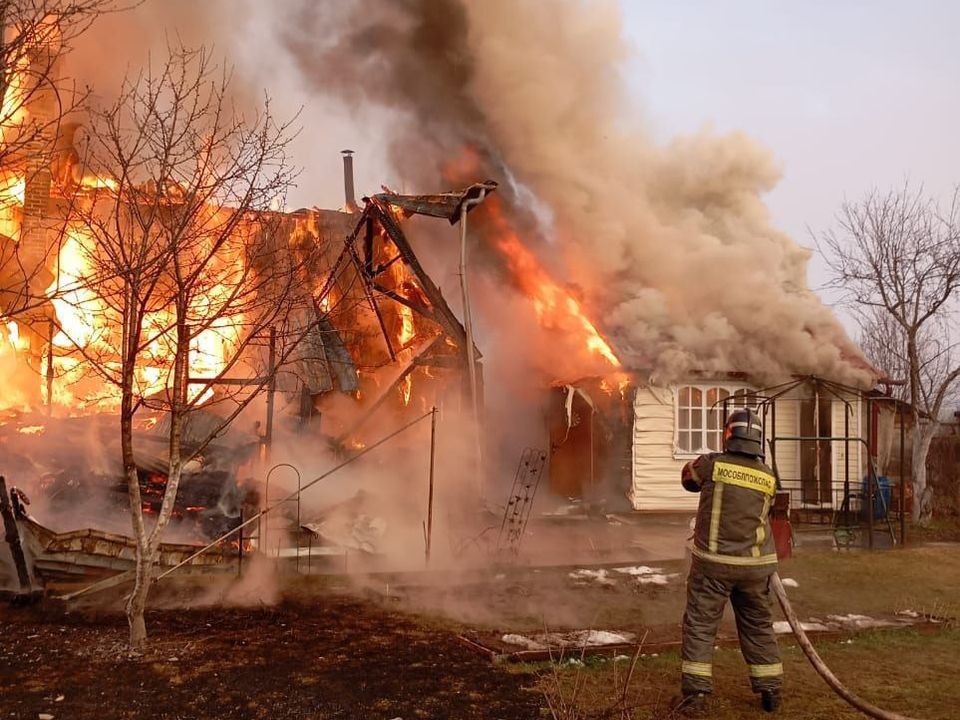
[770,573,922,720]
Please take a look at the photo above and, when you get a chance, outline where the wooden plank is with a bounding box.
[0,476,32,591]
[57,569,135,601]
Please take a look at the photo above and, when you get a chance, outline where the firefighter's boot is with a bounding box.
[760,689,782,713]
[672,691,709,717]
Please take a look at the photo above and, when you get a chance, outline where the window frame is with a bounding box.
[673,383,759,459]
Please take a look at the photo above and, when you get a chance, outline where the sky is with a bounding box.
[617,0,960,304]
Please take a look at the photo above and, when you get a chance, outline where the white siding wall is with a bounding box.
[629,385,698,511]
[629,382,868,512]
[769,387,862,508]
[767,388,800,485]
[832,391,863,502]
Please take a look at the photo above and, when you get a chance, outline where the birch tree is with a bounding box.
[57,44,312,647]
[822,185,960,525]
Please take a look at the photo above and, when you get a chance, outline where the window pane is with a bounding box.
[690,387,702,406]
[678,431,691,451]
[707,408,719,430]
[718,388,730,401]
[695,431,708,452]
[707,432,719,451]
[679,387,690,405]
[679,409,690,429]
[707,387,718,406]
[691,409,703,429]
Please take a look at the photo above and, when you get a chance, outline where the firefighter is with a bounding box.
[675,407,783,716]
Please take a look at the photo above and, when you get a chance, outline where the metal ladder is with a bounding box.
[496,448,546,556]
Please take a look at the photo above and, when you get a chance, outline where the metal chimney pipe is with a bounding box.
[341,149,357,211]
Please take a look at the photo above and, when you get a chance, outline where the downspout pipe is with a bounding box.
[459,188,489,499]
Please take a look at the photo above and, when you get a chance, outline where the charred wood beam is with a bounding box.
[371,281,436,320]
[0,476,32,592]
[363,215,374,275]
[369,197,482,361]
[374,182,498,223]
[334,335,443,447]
[370,252,404,277]
[347,242,397,361]
[413,355,463,369]
[57,569,135,601]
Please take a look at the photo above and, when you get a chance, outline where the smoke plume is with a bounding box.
[276,0,869,384]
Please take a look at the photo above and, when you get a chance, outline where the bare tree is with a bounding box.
[822,185,960,524]
[54,44,314,647]
[0,1,125,319]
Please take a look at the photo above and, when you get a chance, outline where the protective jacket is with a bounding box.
[679,449,783,696]
[682,451,778,573]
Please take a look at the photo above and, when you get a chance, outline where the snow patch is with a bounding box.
[827,614,899,630]
[500,629,636,649]
[569,569,617,585]
[613,566,680,585]
[773,621,830,635]
[501,634,547,650]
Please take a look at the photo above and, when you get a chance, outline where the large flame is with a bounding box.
[43,213,247,410]
[0,40,244,413]
[389,250,416,405]
[482,199,621,368]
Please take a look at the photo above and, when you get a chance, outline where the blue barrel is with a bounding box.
[861,475,891,520]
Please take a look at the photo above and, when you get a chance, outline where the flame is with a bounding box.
[387,260,417,405]
[399,374,412,406]
[79,174,119,192]
[599,371,631,398]
[1,55,30,132]
[398,304,415,348]
[388,258,417,350]
[0,47,244,410]
[483,200,620,367]
[384,200,410,226]
[41,215,247,409]
[0,172,24,239]
[6,321,28,351]
[17,425,44,435]
[0,57,28,240]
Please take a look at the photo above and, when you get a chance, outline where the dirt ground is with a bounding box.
[0,595,541,720]
[3,544,958,719]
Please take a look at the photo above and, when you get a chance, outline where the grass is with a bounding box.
[511,545,960,718]
[778,545,960,620]
[395,544,960,635]
[532,628,960,719]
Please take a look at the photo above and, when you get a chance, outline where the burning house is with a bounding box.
[0,1,908,599]
[0,26,501,591]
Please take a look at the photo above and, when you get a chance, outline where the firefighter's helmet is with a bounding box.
[723,407,764,457]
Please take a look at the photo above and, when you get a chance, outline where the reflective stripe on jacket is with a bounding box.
[682,452,778,567]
